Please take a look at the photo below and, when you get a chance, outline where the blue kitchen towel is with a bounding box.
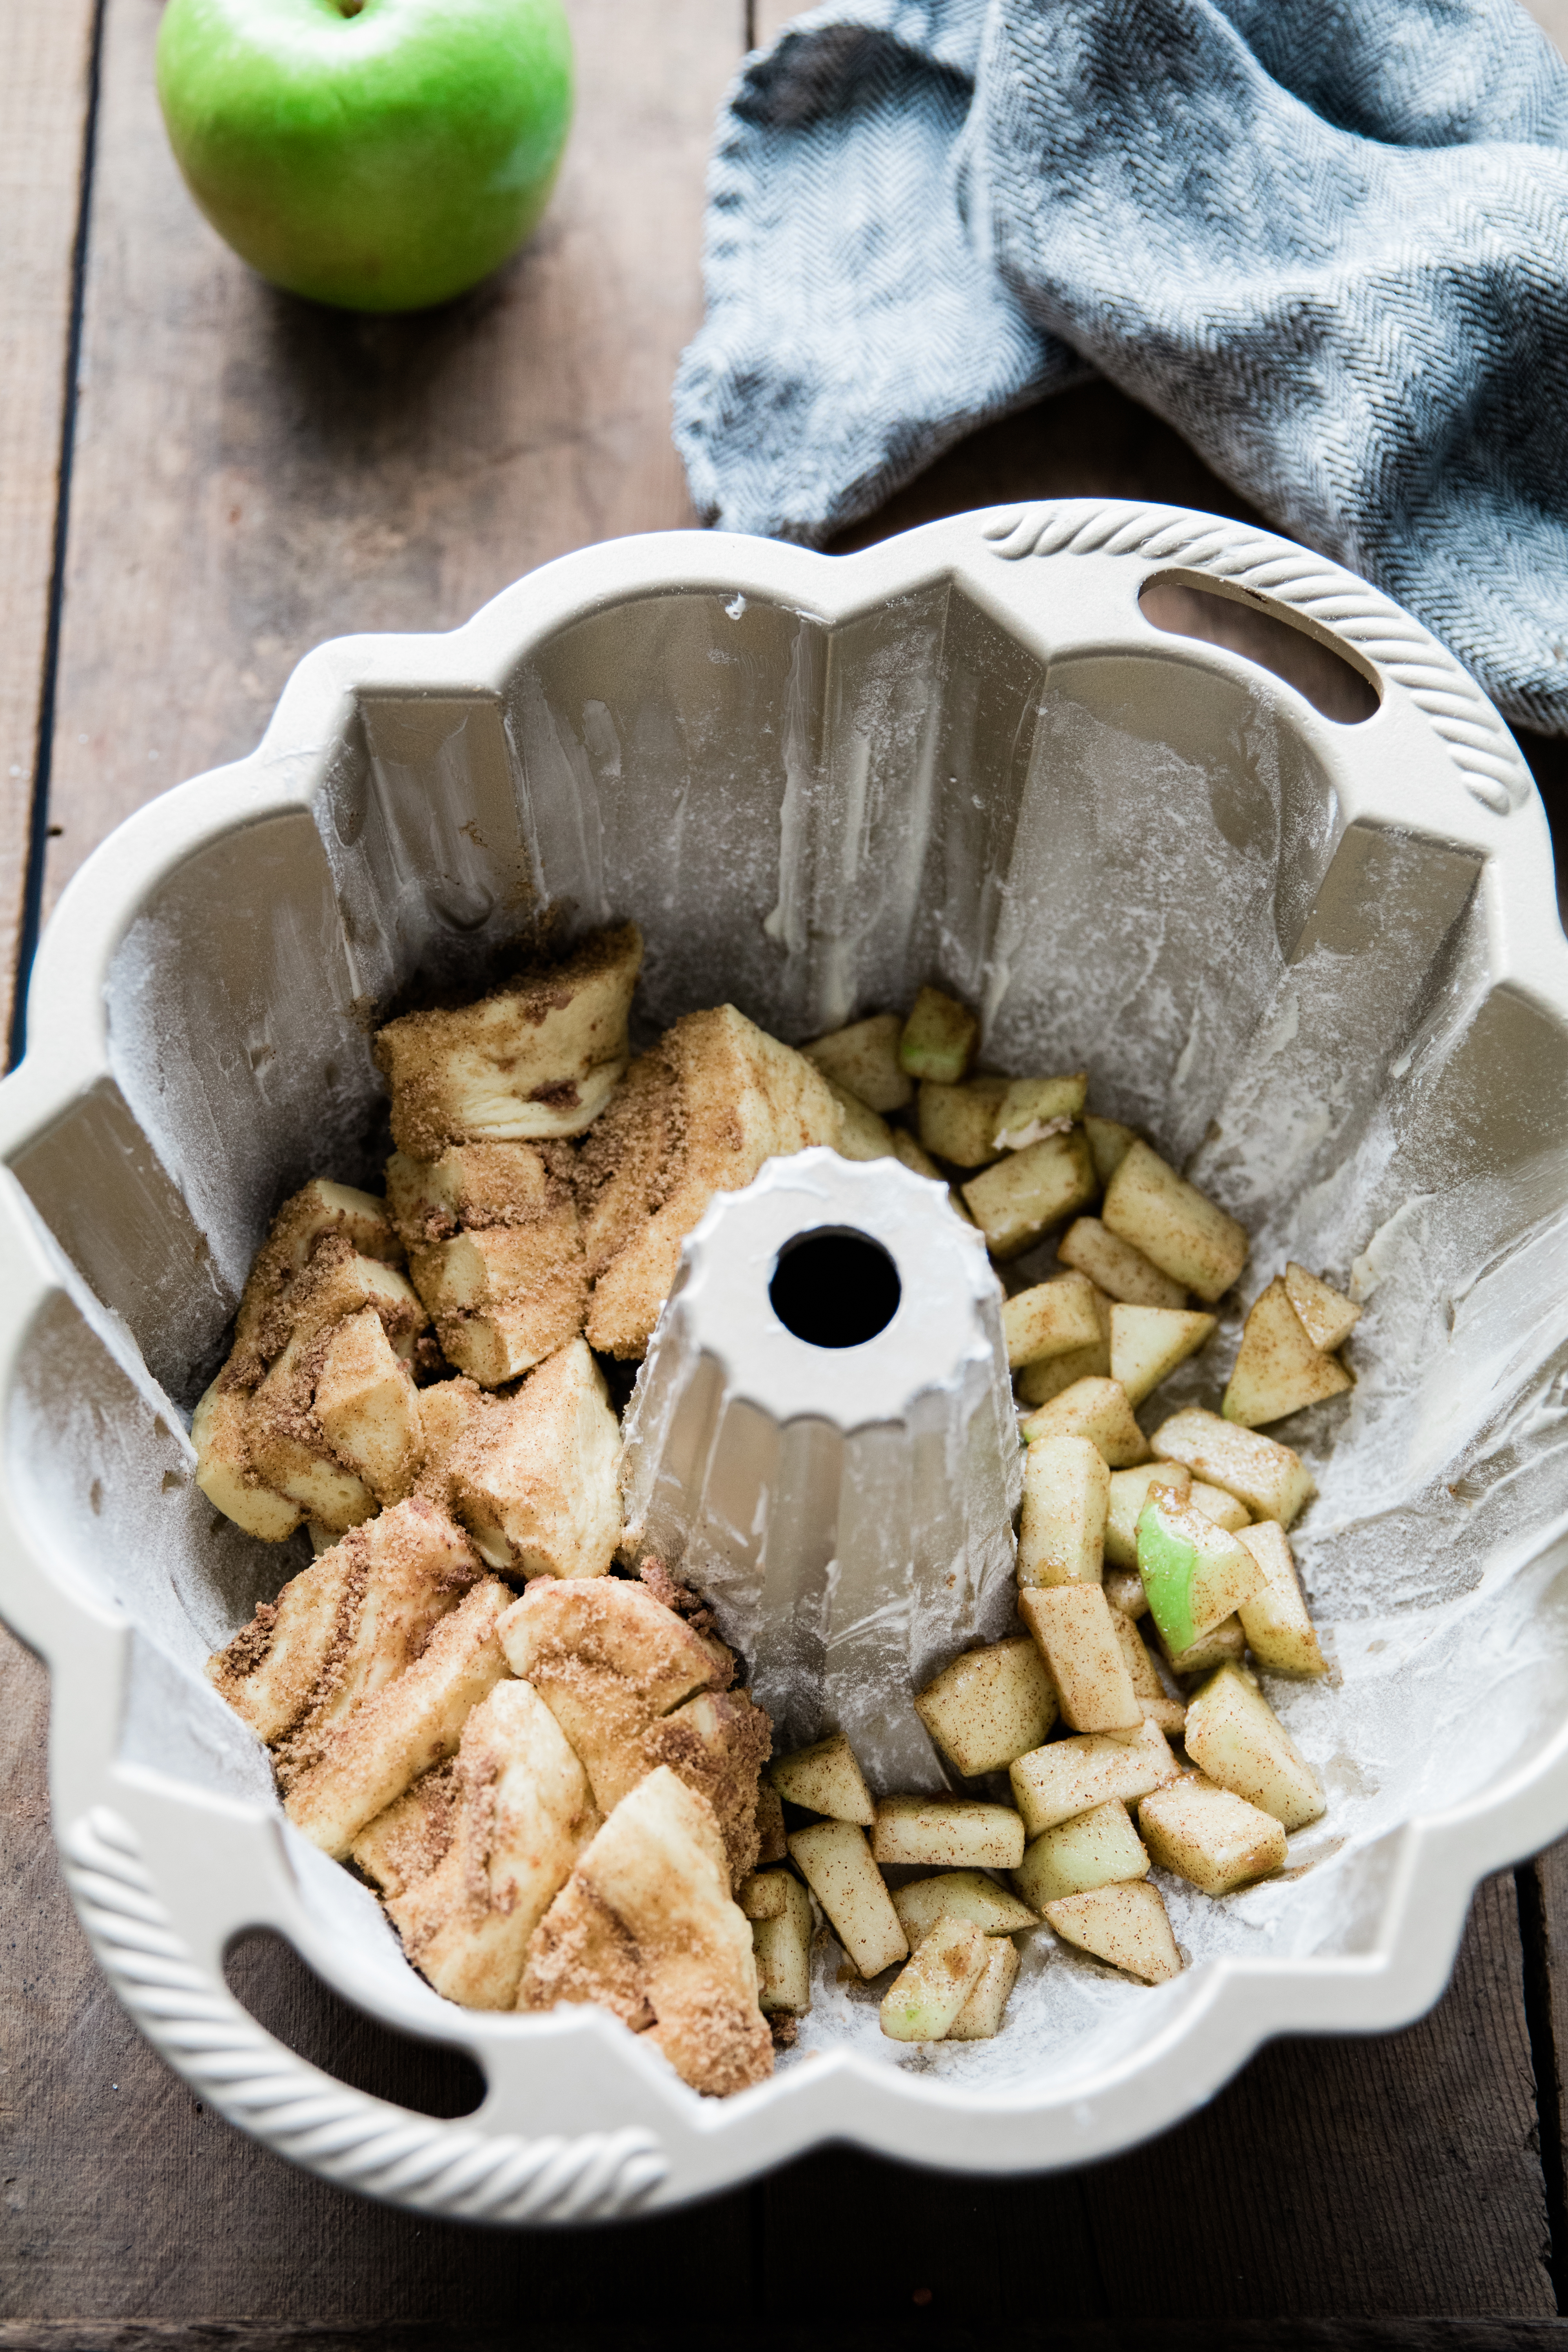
[672,0,1568,734]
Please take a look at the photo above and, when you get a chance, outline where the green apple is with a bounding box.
[156,0,573,313]
[1136,1490,1263,1657]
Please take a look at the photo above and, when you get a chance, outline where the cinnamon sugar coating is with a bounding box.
[575,1004,842,1357]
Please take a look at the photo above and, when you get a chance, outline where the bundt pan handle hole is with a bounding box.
[769,1228,901,1348]
[223,1927,485,2118]
[1140,572,1381,723]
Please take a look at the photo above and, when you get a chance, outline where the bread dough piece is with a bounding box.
[440,1339,622,1579]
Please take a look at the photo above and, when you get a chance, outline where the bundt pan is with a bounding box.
[2,502,1566,2222]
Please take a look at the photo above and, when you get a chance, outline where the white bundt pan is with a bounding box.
[2,503,1567,2222]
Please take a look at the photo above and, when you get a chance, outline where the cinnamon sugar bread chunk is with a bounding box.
[498,1578,768,1885]
[352,1762,460,1901]
[380,1681,601,2009]
[209,1498,483,1755]
[284,1577,512,1858]
[387,1142,588,1388]
[575,1004,842,1358]
[521,1767,773,2097]
[195,1183,430,1540]
[374,922,642,1157]
[434,1340,622,1579]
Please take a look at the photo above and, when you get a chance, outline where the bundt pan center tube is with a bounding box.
[0,502,1567,2218]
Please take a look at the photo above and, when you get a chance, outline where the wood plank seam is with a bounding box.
[4,0,107,1074]
[1518,1860,1568,2313]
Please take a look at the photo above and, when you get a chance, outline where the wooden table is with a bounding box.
[5,4,1568,2342]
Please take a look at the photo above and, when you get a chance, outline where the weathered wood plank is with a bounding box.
[1083,1871,1553,2319]
[0,0,99,1049]
[39,0,742,931]
[0,2329,1566,2352]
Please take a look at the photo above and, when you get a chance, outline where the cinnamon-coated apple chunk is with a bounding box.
[1182,1664,1325,1831]
[1283,1261,1361,1353]
[914,1638,1057,1775]
[898,986,978,1084]
[1017,1432,1110,1586]
[1013,1798,1150,1910]
[946,1932,1022,2039]
[1109,1610,1185,1734]
[1103,1462,1192,1569]
[1109,1303,1216,1406]
[1003,1273,1104,1369]
[1045,1881,1182,1983]
[871,1795,1025,1871]
[880,1913,990,2041]
[1151,1407,1315,1527]
[788,1819,907,1978]
[1021,1376,1149,1467]
[1009,1719,1178,1837]
[917,1076,1010,1168]
[749,1870,815,2014]
[374,922,642,1156]
[768,1731,875,1824]
[801,1011,914,1114]
[1221,1276,1352,1427]
[1018,1585,1142,1736]
[1057,1215,1187,1309]
[961,1127,1098,1259]
[1102,1142,1248,1303]
[1138,1775,1287,1894]
[1235,1521,1327,1677]
[891,1872,1036,1943]
[990,1072,1088,1152]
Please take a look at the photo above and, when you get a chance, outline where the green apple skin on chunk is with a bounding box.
[1183,1664,1325,1831]
[1014,1798,1149,1910]
[880,1915,990,2042]
[946,1932,1022,2039]
[1104,1462,1192,1570]
[1044,1881,1182,1983]
[157,0,574,314]
[899,987,978,1084]
[1136,1492,1264,1657]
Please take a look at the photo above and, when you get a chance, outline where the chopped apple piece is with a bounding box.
[385,1678,598,2009]
[1151,1407,1315,1527]
[1236,1522,1328,1678]
[1017,1433,1110,1588]
[1022,1376,1149,1466]
[192,1380,304,1542]
[899,986,978,1084]
[579,1004,841,1358]
[1102,1142,1248,1303]
[918,1076,1009,1168]
[1139,1775,1287,1894]
[802,1011,914,1114]
[824,1078,897,1161]
[1110,1304,1216,1406]
[891,1871,1036,1943]
[1109,1611,1185,1734]
[914,1638,1057,1775]
[1019,1585,1142,1736]
[1014,1798,1150,1909]
[890,1129,943,1181]
[1044,1881,1182,1983]
[1157,1614,1247,1680]
[991,1073,1089,1152]
[1222,1276,1354,1427]
[1105,1462,1192,1568]
[1285,1260,1361,1354]
[1083,1116,1138,1189]
[1137,1489,1263,1656]
[1184,1664,1325,1830]
[788,1818,907,1977]
[314,1307,424,1504]
[1104,1567,1150,1619]
[1058,1216,1187,1309]
[769,1731,875,1824]
[1004,1273,1104,1368]
[962,1129,1097,1260]
[946,1932,1021,2040]
[444,1339,621,1579]
[374,921,642,1155]
[1190,1481,1251,1534]
[1009,1719,1178,1837]
[871,1795,1025,1871]
[284,1577,512,1858]
[751,1869,815,2013]
[880,1914,989,2042]
[1016,1283,1112,1406]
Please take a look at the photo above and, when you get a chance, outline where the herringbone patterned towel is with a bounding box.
[673,0,1568,734]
